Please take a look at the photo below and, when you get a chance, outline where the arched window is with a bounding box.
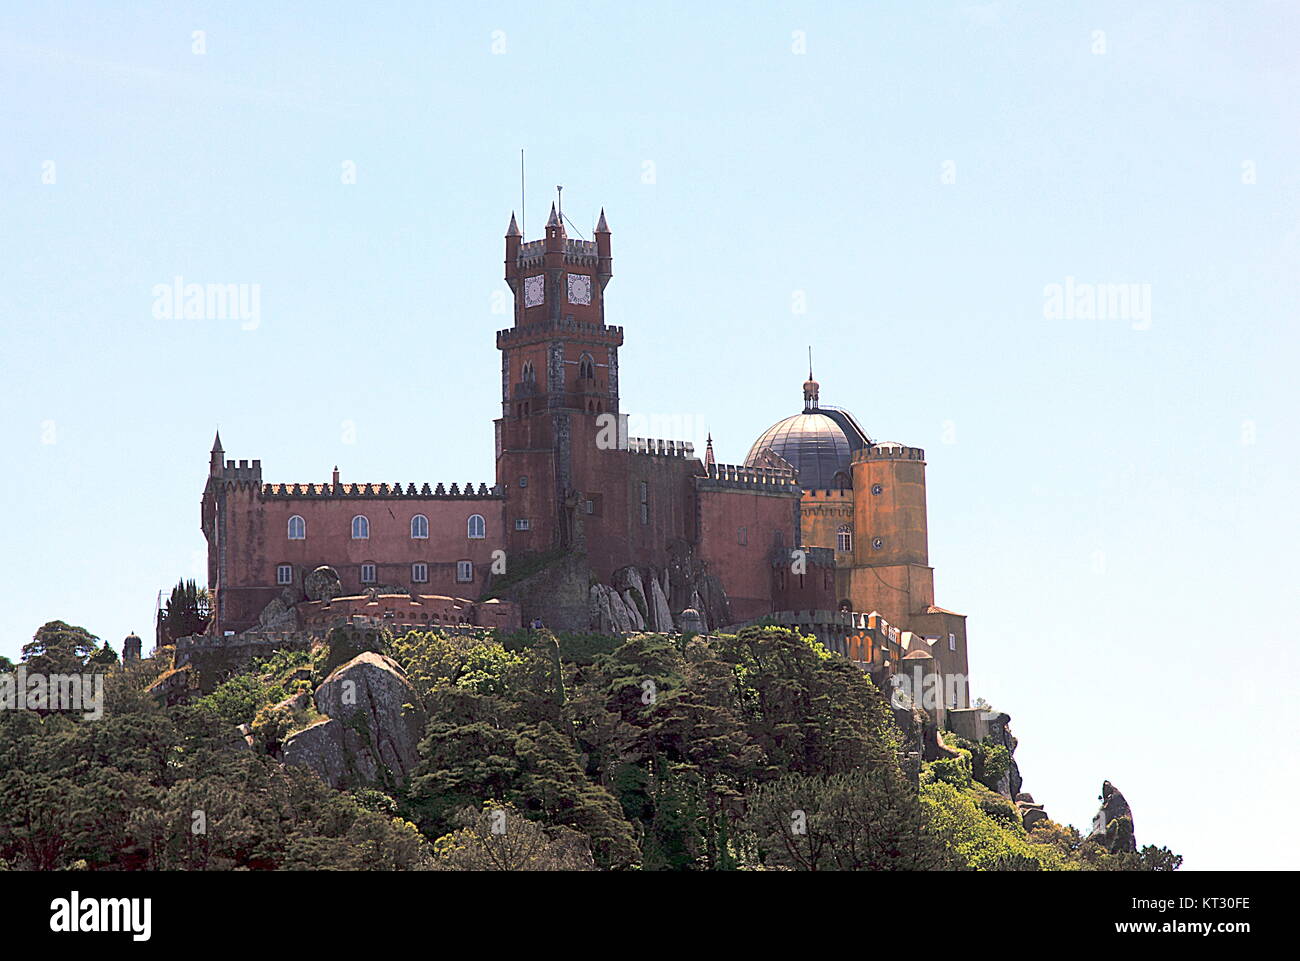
[351,515,369,540]
[467,514,486,539]
[837,524,853,553]
[522,360,535,385]
[288,515,306,540]
[578,353,595,380]
[411,514,429,539]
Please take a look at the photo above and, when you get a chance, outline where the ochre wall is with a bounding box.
[851,449,928,568]
[800,488,854,564]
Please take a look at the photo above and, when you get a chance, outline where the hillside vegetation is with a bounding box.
[0,620,1179,871]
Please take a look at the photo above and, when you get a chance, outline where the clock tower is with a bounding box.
[496,202,625,563]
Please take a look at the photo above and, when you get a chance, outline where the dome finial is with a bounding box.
[803,347,820,411]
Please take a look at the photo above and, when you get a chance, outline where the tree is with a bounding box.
[157,580,210,646]
[746,770,954,870]
[21,621,103,675]
[432,802,595,871]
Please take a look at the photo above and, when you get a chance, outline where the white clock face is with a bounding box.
[523,275,545,308]
[567,273,592,305]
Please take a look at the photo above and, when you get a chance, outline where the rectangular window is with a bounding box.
[456,560,473,583]
[639,482,648,525]
[737,526,748,546]
[361,563,376,584]
[276,565,292,585]
[949,633,957,651]
[412,563,428,584]
[515,518,531,531]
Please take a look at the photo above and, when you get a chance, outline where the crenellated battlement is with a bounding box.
[496,318,623,347]
[221,459,263,482]
[260,481,502,499]
[854,442,926,463]
[697,462,800,491]
[802,487,853,499]
[516,237,600,269]
[628,437,696,458]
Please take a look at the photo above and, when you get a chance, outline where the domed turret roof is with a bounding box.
[745,371,871,490]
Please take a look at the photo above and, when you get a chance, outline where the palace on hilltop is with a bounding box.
[199,197,972,713]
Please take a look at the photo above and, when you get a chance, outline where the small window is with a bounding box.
[519,476,528,488]
[515,518,531,531]
[276,564,293,585]
[467,514,486,539]
[456,560,473,583]
[352,515,370,539]
[288,515,306,540]
[411,563,428,584]
[361,563,376,584]
[411,514,429,539]
[949,633,957,652]
[837,525,853,553]
[737,526,748,546]
[872,536,884,550]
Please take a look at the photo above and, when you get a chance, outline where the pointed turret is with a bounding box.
[546,202,559,228]
[209,430,225,476]
[705,433,716,470]
[595,206,612,283]
[505,211,523,282]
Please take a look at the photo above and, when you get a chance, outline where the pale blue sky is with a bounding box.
[2,1,1297,869]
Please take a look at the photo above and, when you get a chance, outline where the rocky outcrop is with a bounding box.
[648,577,673,633]
[665,539,731,631]
[1087,780,1136,852]
[282,652,425,790]
[303,565,343,602]
[983,712,1023,799]
[491,551,593,632]
[1015,793,1049,831]
[256,596,299,632]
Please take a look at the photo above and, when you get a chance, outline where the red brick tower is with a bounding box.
[496,202,626,567]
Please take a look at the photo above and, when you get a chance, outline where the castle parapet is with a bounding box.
[496,318,624,348]
[854,443,926,463]
[697,462,800,492]
[628,437,696,458]
[515,237,599,269]
[261,481,502,499]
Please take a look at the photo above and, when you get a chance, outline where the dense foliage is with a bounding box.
[0,620,1180,871]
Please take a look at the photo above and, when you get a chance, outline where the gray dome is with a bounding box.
[746,413,854,490]
[746,372,871,490]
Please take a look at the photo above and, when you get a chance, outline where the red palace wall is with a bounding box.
[697,483,801,621]
[205,474,505,634]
